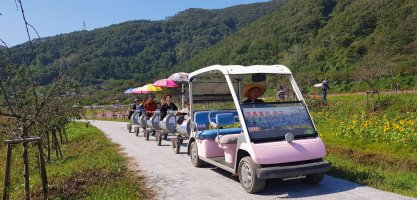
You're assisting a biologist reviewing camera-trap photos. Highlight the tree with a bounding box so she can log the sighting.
[0,1,81,199]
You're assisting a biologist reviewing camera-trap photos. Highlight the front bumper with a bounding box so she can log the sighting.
[257,161,331,179]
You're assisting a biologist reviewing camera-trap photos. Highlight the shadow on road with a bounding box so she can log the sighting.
[209,167,358,198]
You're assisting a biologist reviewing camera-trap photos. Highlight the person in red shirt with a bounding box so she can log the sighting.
[144,94,156,118]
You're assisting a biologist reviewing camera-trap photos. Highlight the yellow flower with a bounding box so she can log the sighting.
[394,124,400,129]
[399,127,404,132]
[361,111,366,115]
[352,119,358,124]
[348,125,353,129]
[383,126,390,132]
[361,124,367,128]
[365,120,371,125]
[408,120,415,126]
[400,120,405,125]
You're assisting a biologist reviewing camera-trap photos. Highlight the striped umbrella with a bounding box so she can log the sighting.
[141,84,162,92]
[168,72,189,82]
[123,88,134,94]
[130,86,151,94]
[131,84,162,94]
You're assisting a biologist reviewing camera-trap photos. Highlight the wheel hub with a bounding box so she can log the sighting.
[191,144,197,163]
[241,163,252,188]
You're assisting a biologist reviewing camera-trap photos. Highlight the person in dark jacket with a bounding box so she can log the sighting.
[321,77,330,103]
[160,94,178,139]
[128,98,141,119]
[160,94,178,120]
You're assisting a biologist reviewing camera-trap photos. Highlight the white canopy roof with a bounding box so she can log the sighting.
[188,65,292,80]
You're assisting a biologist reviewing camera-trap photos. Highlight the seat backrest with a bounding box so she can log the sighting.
[194,110,238,130]
[215,113,235,126]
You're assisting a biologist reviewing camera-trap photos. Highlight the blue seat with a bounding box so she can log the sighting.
[194,110,238,130]
[216,113,235,126]
[197,128,242,139]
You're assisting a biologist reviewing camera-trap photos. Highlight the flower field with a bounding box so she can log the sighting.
[312,110,416,144]
[308,92,417,197]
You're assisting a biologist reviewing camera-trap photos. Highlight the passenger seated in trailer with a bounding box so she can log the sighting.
[175,101,190,125]
[144,94,156,118]
[128,98,141,119]
[156,102,162,111]
[242,83,266,104]
[175,101,189,116]
[160,94,178,120]
[160,94,178,139]
[159,98,166,107]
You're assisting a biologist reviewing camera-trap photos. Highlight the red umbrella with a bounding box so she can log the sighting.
[153,79,179,88]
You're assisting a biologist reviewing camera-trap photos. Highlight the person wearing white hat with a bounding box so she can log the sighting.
[242,83,266,104]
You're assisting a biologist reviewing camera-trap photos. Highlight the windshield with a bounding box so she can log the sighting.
[228,73,316,142]
[241,102,317,143]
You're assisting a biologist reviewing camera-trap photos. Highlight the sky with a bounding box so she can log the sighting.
[0,0,269,46]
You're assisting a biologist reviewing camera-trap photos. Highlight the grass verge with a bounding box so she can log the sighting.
[0,122,154,199]
[311,93,417,198]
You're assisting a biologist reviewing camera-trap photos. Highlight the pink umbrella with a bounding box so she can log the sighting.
[153,79,179,88]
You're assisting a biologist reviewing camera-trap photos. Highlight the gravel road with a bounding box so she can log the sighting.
[88,120,415,200]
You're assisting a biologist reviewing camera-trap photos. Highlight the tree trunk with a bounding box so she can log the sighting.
[37,142,48,199]
[22,142,30,200]
[2,143,12,200]
[52,130,62,159]
[58,128,63,144]
[63,127,68,143]
[45,130,51,161]
[51,129,58,159]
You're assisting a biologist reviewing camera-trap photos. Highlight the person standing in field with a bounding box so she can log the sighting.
[321,77,330,103]
[276,85,285,101]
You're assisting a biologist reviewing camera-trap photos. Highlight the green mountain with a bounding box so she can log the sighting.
[176,0,417,92]
[7,0,417,104]
[10,0,286,86]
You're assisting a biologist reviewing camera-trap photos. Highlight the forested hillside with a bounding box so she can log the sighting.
[9,0,285,86]
[177,0,417,92]
[7,0,417,104]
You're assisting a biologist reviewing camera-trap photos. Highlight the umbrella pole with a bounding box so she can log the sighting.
[181,83,184,109]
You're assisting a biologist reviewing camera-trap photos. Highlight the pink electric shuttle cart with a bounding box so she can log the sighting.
[184,65,331,193]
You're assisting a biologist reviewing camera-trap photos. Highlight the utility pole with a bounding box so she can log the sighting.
[83,20,86,30]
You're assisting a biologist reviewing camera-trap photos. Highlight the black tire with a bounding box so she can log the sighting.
[157,135,162,146]
[238,156,266,193]
[145,131,149,141]
[190,141,204,167]
[304,173,325,185]
[171,140,180,154]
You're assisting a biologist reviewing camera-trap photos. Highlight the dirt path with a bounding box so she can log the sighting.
[88,120,415,200]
